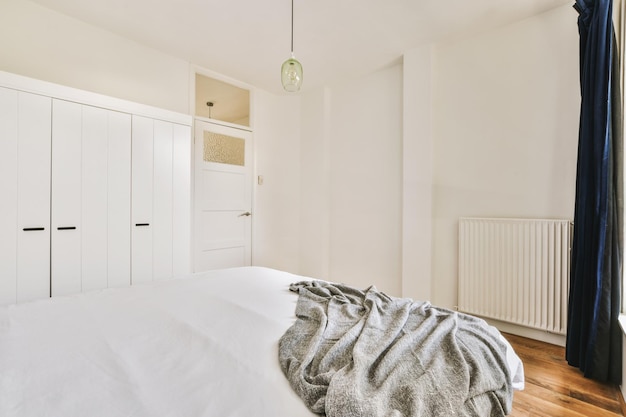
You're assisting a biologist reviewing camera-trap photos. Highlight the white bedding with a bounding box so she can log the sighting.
[0,267,523,416]
[0,267,317,417]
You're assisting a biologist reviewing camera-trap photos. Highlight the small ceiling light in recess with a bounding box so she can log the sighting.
[281,0,303,92]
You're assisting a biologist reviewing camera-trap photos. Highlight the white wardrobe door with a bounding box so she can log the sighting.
[131,115,154,284]
[82,106,109,292]
[172,124,191,276]
[17,92,51,303]
[153,120,174,280]
[107,111,131,288]
[52,103,132,295]
[51,99,82,297]
[0,88,18,305]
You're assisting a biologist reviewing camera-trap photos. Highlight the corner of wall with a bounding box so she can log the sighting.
[401,46,434,302]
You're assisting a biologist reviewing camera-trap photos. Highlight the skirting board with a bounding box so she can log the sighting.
[479,316,566,347]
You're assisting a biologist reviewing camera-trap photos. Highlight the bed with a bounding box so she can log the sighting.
[0,267,524,416]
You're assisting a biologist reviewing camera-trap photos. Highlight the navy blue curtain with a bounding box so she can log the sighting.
[566,0,623,384]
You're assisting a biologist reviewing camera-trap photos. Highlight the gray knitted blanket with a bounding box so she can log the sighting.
[279,281,513,417]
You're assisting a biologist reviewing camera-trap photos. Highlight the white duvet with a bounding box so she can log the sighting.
[0,267,523,416]
[0,267,317,417]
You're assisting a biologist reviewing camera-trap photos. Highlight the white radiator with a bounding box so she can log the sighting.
[458,217,572,335]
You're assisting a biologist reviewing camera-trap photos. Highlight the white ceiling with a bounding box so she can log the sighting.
[30,0,572,95]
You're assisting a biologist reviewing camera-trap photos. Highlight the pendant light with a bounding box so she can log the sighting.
[281,0,303,92]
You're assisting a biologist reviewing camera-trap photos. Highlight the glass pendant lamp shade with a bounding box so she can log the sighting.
[281,54,303,92]
[281,0,303,92]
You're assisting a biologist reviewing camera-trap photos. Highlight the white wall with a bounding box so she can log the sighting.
[0,0,189,114]
[298,65,404,295]
[431,4,580,308]
[402,46,434,302]
[253,90,302,272]
[299,88,332,280]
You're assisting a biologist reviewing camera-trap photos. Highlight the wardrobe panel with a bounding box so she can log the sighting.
[0,88,18,305]
[107,111,132,288]
[131,115,154,284]
[0,72,191,303]
[153,120,174,281]
[51,99,82,296]
[16,92,51,303]
[172,124,191,276]
[82,106,109,292]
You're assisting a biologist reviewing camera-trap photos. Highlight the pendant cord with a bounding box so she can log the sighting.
[290,0,294,54]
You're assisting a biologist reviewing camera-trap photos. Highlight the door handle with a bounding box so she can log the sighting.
[238,212,252,217]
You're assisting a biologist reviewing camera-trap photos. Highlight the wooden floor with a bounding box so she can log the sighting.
[505,333,624,417]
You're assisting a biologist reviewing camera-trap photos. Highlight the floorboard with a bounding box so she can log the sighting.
[505,333,623,417]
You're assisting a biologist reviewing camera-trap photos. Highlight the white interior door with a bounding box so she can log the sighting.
[194,120,252,272]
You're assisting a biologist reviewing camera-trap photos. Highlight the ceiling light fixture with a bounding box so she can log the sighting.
[281,0,303,92]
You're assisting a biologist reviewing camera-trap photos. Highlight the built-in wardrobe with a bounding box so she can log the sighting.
[0,71,191,305]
